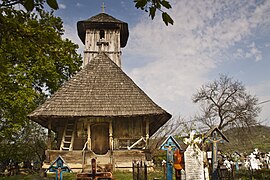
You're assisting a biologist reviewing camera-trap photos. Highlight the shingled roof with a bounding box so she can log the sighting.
[29,53,171,135]
[77,13,129,47]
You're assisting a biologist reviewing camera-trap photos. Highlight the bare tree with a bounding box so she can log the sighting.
[192,74,261,130]
[149,116,186,154]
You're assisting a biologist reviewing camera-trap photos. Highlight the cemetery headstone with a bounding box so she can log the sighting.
[249,153,260,170]
[184,131,204,180]
[266,152,270,169]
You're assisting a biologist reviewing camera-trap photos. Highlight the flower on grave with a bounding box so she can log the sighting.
[183,130,202,147]
[184,131,202,159]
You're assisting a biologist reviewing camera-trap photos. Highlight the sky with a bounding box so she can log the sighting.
[53,0,270,126]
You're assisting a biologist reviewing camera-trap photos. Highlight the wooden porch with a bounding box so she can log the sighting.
[43,149,149,172]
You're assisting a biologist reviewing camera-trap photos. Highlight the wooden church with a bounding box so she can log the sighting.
[28,12,171,171]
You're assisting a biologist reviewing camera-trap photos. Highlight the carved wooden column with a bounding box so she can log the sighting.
[47,119,52,150]
[87,122,91,150]
[145,118,149,149]
[109,120,113,151]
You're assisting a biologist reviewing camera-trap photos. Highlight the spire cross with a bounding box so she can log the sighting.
[101,2,105,13]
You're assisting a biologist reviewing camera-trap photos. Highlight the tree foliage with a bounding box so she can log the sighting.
[192,75,261,130]
[0,121,47,163]
[134,0,174,25]
[0,0,59,11]
[0,0,174,25]
[0,1,82,162]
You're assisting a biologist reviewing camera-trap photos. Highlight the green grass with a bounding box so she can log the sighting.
[0,172,76,180]
[113,170,164,180]
[0,170,165,180]
[2,168,269,180]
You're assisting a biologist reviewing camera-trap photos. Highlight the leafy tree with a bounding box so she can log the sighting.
[0,121,47,164]
[134,0,174,25]
[0,0,174,25]
[0,0,59,11]
[0,2,82,163]
[192,74,261,130]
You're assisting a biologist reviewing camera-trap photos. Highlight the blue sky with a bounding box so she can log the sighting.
[54,0,270,126]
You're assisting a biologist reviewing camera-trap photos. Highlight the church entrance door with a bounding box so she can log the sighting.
[91,123,109,155]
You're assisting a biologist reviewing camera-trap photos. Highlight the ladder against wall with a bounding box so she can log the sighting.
[60,120,77,151]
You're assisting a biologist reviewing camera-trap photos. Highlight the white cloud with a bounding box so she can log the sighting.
[59,3,66,9]
[249,42,262,61]
[123,0,270,119]
[76,3,82,7]
[248,81,270,126]
[60,0,270,124]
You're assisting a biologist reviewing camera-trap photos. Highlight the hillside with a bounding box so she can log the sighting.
[219,125,270,153]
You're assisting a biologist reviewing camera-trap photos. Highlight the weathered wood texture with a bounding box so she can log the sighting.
[84,29,121,67]
[29,12,172,172]
[44,149,148,172]
[28,53,171,136]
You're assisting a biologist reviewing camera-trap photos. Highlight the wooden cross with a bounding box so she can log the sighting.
[160,136,181,180]
[206,131,225,180]
[101,2,105,13]
[47,156,71,180]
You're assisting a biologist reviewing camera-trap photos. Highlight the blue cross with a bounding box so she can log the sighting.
[47,156,71,180]
[160,135,181,180]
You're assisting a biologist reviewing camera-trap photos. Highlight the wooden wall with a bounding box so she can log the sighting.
[113,117,146,149]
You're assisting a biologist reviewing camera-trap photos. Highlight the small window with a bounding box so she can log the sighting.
[99,30,105,39]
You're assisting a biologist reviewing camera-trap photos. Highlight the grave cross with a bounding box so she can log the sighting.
[47,156,71,180]
[205,127,229,180]
[160,135,181,180]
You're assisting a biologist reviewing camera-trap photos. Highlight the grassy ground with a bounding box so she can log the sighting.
[113,170,164,180]
[1,169,269,179]
[112,169,270,180]
[0,170,164,180]
[0,173,75,180]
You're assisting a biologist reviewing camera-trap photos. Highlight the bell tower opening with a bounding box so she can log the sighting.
[99,30,105,39]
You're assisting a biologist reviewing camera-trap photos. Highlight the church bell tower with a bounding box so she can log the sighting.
[77,11,129,67]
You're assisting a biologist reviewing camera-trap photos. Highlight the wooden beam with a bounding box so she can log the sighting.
[145,118,149,149]
[109,120,113,150]
[87,122,91,150]
[48,119,52,150]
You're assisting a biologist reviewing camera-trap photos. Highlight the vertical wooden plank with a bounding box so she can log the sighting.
[145,118,149,149]
[69,120,76,151]
[47,119,52,150]
[144,162,148,180]
[87,122,91,150]
[109,120,113,150]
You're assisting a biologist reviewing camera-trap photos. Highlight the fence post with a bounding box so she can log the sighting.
[144,162,147,180]
[137,162,140,180]
[132,161,135,180]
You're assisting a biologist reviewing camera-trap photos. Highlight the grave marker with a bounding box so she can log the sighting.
[204,127,229,180]
[46,156,72,180]
[160,135,181,180]
[184,131,204,180]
